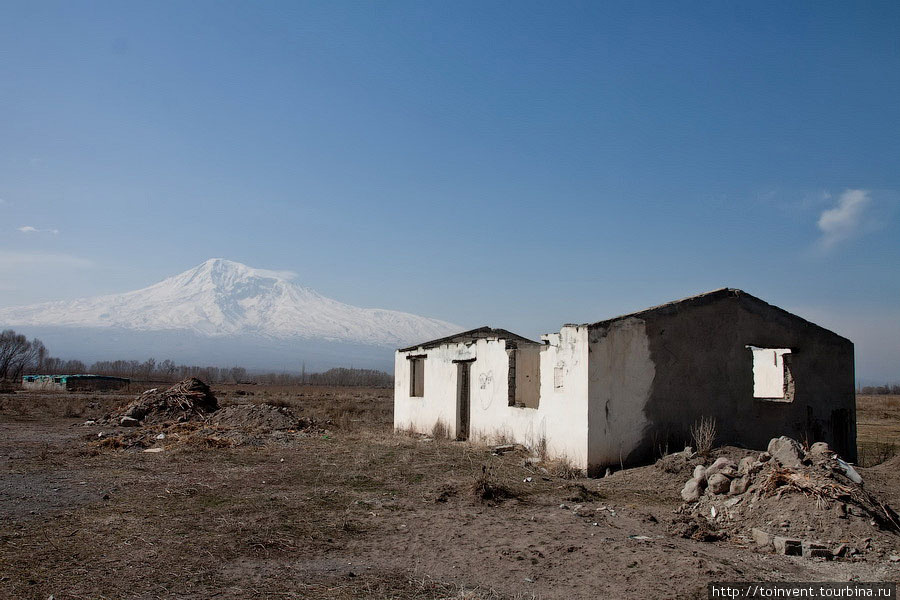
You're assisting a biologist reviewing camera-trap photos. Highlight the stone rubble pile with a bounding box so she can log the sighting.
[676,436,900,559]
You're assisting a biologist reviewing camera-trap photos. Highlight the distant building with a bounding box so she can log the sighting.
[22,374,130,392]
[394,289,856,474]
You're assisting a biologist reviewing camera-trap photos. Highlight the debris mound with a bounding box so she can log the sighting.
[672,436,900,559]
[93,387,329,451]
[113,378,218,426]
[211,403,308,432]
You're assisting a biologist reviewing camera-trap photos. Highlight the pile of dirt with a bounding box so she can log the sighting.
[210,403,310,431]
[671,436,900,559]
[108,378,218,426]
[92,380,330,450]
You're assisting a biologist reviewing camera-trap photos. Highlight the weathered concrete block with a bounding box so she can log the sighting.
[768,437,804,469]
[802,541,831,559]
[773,536,802,556]
[751,528,772,548]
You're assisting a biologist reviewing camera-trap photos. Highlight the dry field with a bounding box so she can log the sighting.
[0,386,898,599]
[856,395,900,467]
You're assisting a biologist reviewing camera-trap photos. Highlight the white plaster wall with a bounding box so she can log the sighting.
[587,317,655,470]
[393,328,590,469]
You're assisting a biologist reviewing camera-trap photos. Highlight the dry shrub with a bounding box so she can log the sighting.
[546,456,583,480]
[431,420,450,440]
[690,416,717,456]
[471,465,517,504]
[536,436,548,461]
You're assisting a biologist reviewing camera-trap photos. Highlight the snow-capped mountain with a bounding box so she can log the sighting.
[0,259,460,349]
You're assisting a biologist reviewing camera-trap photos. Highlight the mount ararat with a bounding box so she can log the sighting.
[0,259,461,371]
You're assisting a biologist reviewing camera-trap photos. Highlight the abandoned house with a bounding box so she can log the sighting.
[394,289,856,474]
[22,374,130,392]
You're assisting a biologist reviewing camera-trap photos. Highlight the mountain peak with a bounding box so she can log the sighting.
[0,259,461,348]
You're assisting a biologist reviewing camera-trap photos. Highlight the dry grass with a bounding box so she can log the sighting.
[431,419,450,440]
[471,464,518,504]
[690,416,717,457]
[856,394,900,466]
[545,456,583,480]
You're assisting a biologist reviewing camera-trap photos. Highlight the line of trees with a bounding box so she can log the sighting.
[0,329,48,380]
[0,328,393,387]
[860,384,900,395]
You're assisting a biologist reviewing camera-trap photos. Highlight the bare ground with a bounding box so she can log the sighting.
[0,387,898,599]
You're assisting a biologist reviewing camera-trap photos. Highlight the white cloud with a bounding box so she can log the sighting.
[0,252,94,270]
[17,225,59,235]
[816,189,871,250]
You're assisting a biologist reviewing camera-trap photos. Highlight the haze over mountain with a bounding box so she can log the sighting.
[0,259,461,370]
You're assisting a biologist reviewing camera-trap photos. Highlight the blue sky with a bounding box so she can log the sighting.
[1,1,898,381]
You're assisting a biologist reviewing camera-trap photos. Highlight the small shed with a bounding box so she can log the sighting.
[22,374,130,392]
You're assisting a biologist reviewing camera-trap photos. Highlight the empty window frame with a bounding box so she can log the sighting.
[408,356,425,397]
[553,363,565,390]
[748,346,794,402]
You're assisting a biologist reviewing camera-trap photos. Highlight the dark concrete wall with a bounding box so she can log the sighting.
[587,292,855,471]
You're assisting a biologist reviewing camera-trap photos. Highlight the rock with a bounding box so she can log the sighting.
[767,436,804,469]
[808,442,831,456]
[83,420,96,426]
[124,405,148,421]
[707,473,731,495]
[681,479,703,502]
[751,528,772,548]
[773,536,802,556]
[120,416,140,427]
[155,433,166,440]
[738,456,760,476]
[705,457,737,479]
[758,451,771,462]
[491,444,517,455]
[718,466,737,479]
[692,465,707,481]
[682,446,694,456]
[832,543,849,558]
[802,540,831,559]
[889,555,900,563]
[728,476,749,496]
